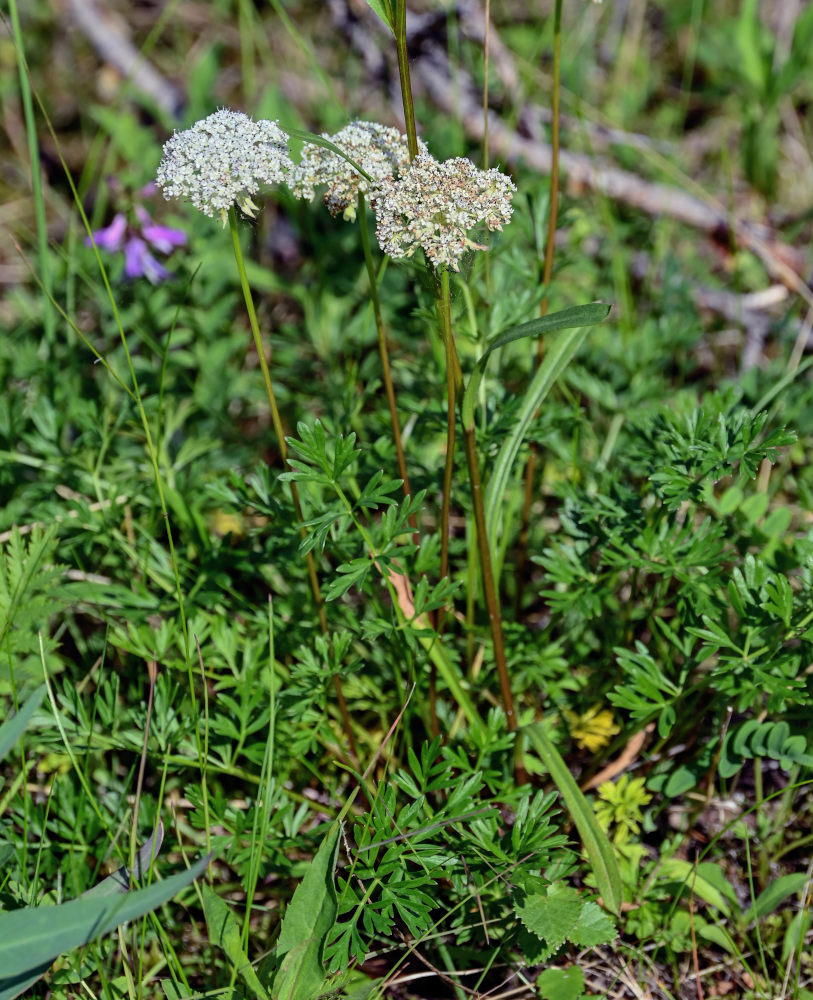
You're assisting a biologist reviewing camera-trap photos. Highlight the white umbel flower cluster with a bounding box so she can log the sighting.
[290,120,425,222]
[156,109,293,225]
[375,153,516,270]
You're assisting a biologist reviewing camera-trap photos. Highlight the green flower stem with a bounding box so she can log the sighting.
[357,193,415,512]
[438,274,517,733]
[394,2,419,160]
[392,4,510,731]
[438,266,456,607]
[516,0,563,613]
[228,211,358,762]
[9,0,55,350]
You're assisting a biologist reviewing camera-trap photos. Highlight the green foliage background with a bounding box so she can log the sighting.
[2,0,813,997]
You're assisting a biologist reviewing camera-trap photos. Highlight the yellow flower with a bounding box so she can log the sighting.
[564,705,620,752]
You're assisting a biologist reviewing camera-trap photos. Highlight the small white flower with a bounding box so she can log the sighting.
[374,153,515,270]
[290,120,425,222]
[156,109,293,225]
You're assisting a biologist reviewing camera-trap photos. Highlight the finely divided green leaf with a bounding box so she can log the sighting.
[271,825,340,1000]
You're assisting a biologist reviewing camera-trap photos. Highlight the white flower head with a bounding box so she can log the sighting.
[290,120,426,222]
[156,109,293,226]
[375,153,516,271]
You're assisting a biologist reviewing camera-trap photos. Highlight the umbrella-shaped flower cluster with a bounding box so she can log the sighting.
[155,108,515,271]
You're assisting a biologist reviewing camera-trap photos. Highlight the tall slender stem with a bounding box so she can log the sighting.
[439,276,516,732]
[9,0,55,351]
[439,267,456,605]
[481,0,491,169]
[516,0,563,612]
[394,1,420,159]
[392,0,516,734]
[229,211,358,762]
[357,193,415,513]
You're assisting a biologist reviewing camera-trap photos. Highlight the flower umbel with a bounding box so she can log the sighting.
[375,153,516,270]
[156,109,293,225]
[290,120,423,222]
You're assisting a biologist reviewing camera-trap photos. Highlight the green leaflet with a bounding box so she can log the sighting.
[514,883,615,967]
[537,966,585,1000]
[742,872,811,926]
[360,0,394,30]
[285,128,373,184]
[271,825,340,1000]
[523,723,622,915]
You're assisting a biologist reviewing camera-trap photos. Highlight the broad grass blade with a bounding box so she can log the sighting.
[483,311,608,580]
[0,685,45,764]
[0,853,211,1000]
[524,723,622,915]
[202,883,270,1000]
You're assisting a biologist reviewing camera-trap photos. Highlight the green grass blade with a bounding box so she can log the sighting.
[0,685,45,764]
[0,853,211,1000]
[81,823,164,899]
[483,320,605,580]
[461,304,610,430]
[524,723,622,915]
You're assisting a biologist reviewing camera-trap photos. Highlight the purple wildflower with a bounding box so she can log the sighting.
[124,237,172,282]
[90,213,127,251]
[86,205,187,283]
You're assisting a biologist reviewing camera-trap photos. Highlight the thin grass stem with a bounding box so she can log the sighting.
[8,0,55,349]
[516,0,563,615]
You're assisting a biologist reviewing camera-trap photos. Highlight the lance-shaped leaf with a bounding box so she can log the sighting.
[0,852,211,1000]
[0,685,45,764]
[271,825,340,1000]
